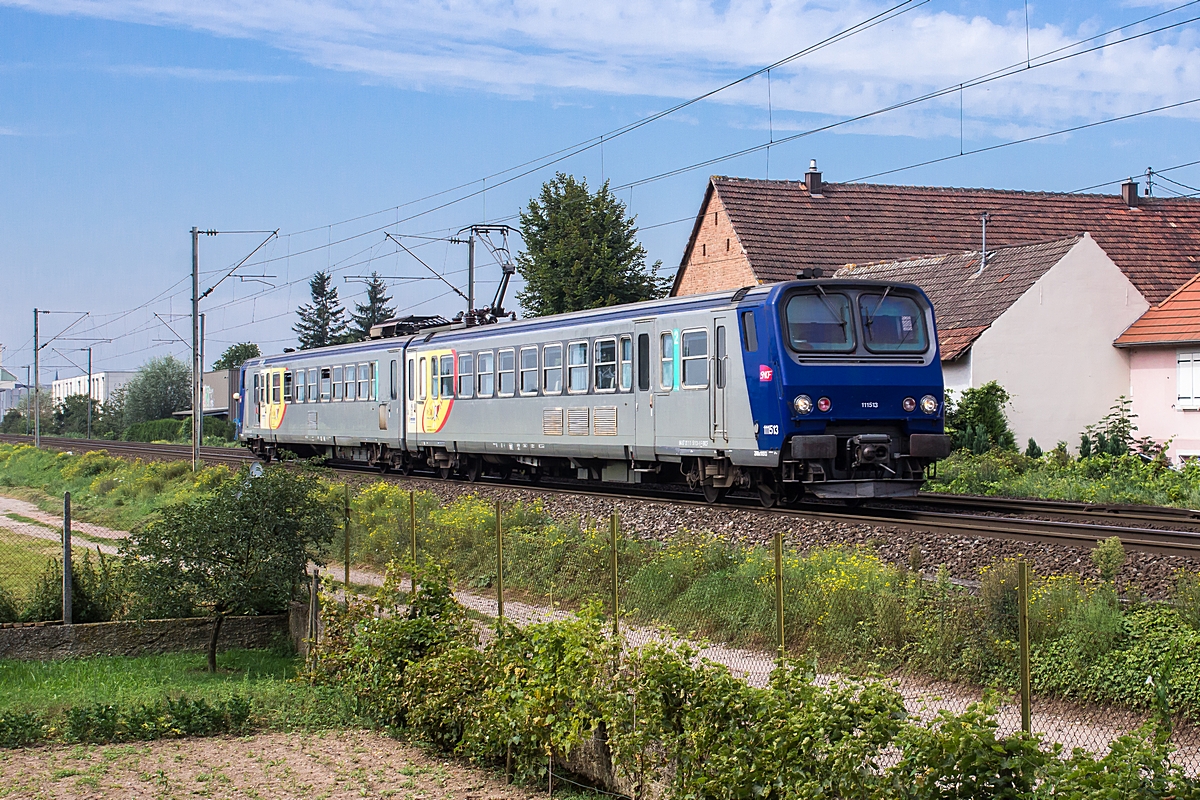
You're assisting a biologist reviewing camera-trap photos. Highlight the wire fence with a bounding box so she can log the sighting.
[323,486,1200,771]
[0,494,71,625]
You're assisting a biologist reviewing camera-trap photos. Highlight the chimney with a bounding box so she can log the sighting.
[805,159,823,197]
[1121,178,1139,208]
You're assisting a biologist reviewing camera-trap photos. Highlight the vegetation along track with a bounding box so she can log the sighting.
[5,433,1200,558]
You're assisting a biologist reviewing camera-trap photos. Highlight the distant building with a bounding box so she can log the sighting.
[173,369,239,422]
[50,371,136,407]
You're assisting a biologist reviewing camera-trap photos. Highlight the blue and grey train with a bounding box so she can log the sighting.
[236,278,952,506]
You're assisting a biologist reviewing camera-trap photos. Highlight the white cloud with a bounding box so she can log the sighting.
[4,0,1200,133]
[102,64,295,82]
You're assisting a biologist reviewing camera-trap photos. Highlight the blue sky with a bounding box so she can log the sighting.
[2,0,1199,381]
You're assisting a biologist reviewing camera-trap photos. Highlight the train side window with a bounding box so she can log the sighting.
[716,326,727,389]
[430,356,439,399]
[358,364,371,400]
[418,358,426,400]
[619,335,633,391]
[332,366,343,400]
[637,334,650,391]
[519,347,538,395]
[568,341,588,393]
[344,364,356,400]
[321,368,332,402]
[477,351,494,397]
[294,370,304,402]
[440,355,455,397]
[284,371,295,402]
[660,333,675,390]
[390,360,397,401]
[741,311,758,351]
[458,353,474,397]
[498,349,516,396]
[543,344,563,394]
[594,338,617,392]
[407,359,415,401]
[252,373,260,405]
[308,368,318,402]
[682,329,709,388]
[271,372,281,403]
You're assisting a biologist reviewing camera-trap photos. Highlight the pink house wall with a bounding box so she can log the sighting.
[1129,347,1200,462]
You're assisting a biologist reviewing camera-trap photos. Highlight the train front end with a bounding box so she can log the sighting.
[746,278,951,500]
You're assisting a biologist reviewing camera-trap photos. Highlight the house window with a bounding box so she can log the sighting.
[520,347,538,395]
[498,349,516,396]
[681,329,708,388]
[477,351,494,397]
[568,341,588,393]
[1180,351,1200,408]
[619,335,633,391]
[459,353,474,397]
[543,344,563,394]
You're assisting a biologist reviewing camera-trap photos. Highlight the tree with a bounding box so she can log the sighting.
[293,271,349,349]
[122,355,191,427]
[52,394,92,436]
[121,465,336,671]
[348,272,397,342]
[516,173,670,317]
[212,342,261,371]
[945,381,1016,452]
[0,410,24,434]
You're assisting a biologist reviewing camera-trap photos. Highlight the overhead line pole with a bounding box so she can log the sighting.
[192,227,201,472]
[86,347,92,440]
[33,310,40,449]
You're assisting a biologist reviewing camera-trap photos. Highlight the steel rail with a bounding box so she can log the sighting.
[4,434,1199,558]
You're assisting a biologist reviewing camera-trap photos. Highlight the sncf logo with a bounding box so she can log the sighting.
[759,365,774,382]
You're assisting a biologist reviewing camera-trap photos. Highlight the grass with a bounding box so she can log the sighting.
[0,649,360,733]
[0,528,60,600]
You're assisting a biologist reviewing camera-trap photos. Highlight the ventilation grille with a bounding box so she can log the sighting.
[593,406,618,436]
[543,407,564,436]
[567,407,590,436]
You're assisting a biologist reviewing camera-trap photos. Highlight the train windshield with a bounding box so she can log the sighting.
[858,292,929,353]
[784,292,855,352]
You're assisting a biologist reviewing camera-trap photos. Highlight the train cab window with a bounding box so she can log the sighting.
[498,349,516,396]
[619,336,633,391]
[332,367,343,400]
[458,354,474,398]
[741,311,758,351]
[543,344,563,394]
[358,364,371,400]
[407,359,415,401]
[519,347,538,395]
[439,356,455,397]
[594,338,617,392]
[637,334,650,391]
[858,293,929,353]
[681,330,709,388]
[785,293,855,353]
[716,326,727,389]
[418,358,426,400]
[568,342,588,393]
[344,364,357,400]
[308,368,318,402]
[321,368,332,402]
[389,360,397,401]
[660,333,675,390]
[477,351,494,397]
[294,370,304,402]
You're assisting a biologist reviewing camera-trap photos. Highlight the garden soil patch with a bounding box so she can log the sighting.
[0,729,542,800]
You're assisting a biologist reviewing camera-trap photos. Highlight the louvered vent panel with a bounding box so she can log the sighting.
[543,407,564,436]
[567,407,590,436]
[593,406,618,436]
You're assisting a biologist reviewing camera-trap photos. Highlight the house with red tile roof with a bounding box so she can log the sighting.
[1115,273,1200,463]
[672,165,1200,454]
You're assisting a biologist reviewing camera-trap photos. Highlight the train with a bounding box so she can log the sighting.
[235,277,952,506]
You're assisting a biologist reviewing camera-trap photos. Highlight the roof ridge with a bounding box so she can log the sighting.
[840,234,1082,271]
[1147,270,1200,309]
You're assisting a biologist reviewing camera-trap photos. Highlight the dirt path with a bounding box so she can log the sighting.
[0,729,539,800]
[0,496,123,556]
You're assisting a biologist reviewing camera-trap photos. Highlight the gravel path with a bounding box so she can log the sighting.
[0,496,122,557]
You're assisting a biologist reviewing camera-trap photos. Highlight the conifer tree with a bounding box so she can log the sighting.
[348,272,397,342]
[517,173,670,317]
[293,271,349,349]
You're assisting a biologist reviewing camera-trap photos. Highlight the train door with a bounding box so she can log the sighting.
[713,317,728,443]
[405,352,419,448]
[632,320,655,461]
[261,367,287,432]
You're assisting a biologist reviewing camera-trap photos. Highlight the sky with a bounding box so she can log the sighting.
[2,0,1199,382]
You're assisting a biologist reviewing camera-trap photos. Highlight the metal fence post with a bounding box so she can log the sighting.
[343,485,351,604]
[409,489,417,593]
[62,492,72,625]
[307,568,320,669]
[496,499,504,623]
[1018,559,1032,734]
[610,510,620,640]
[774,528,784,663]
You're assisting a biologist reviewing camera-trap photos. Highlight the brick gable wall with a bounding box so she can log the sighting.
[675,191,757,296]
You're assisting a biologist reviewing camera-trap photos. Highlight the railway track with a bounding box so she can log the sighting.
[4,433,1200,558]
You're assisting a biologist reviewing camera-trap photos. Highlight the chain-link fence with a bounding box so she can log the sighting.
[326,484,1200,772]
[0,493,74,625]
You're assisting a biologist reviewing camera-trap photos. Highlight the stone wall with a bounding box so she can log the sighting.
[0,614,290,661]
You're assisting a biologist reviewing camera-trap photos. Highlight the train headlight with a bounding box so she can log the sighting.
[793,394,813,415]
[920,394,939,415]
[817,396,832,412]
[902,397,916,412]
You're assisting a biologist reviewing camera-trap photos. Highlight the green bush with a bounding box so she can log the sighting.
[122,418,182,443]
[0,710,45,748]
[19,550,126,624]
[62,694,251,744]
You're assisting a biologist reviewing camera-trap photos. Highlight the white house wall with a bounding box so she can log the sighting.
[942,354,972,395]
[967,234,1147,452]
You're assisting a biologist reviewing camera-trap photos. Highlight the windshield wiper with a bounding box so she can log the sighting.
[863,286,891,329]
[815,286,848,330]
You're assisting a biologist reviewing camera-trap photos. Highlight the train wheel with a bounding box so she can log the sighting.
[439,466,453,480]
[701,484,727,504]
[465,458,482,483]
[498,463,513,481]
[400,459,413,476]
[757,484,777,509]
